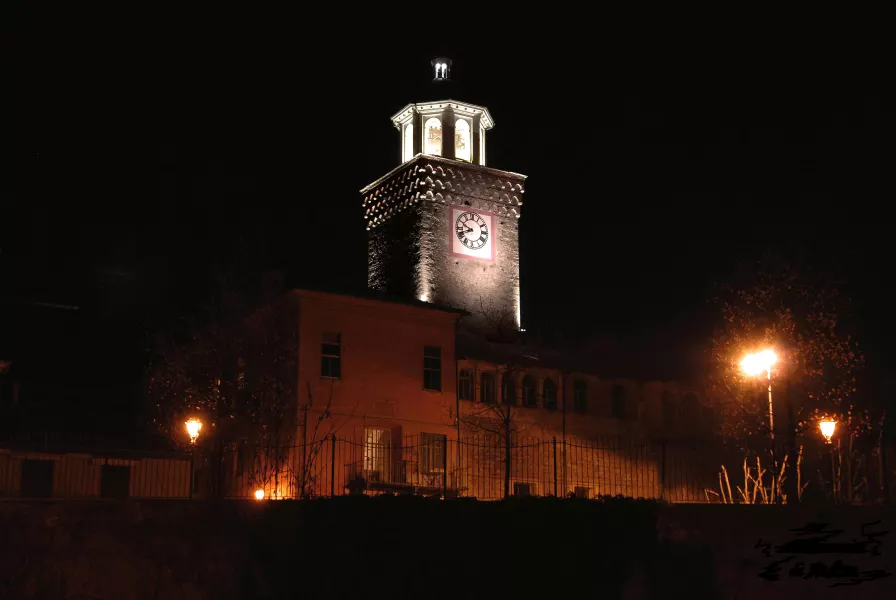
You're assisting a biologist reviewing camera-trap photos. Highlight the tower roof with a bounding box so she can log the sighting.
[390,99,495,130]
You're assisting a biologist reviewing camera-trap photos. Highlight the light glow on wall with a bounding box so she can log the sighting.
[403,123,414,162]
[424,118,442,156]
[254,488,265,500]
[455,119,471,162]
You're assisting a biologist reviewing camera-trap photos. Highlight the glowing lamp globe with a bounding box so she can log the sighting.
[741,349,778,377]
[254,488,265,500]
[185,419,203,444]
[819,419,837,444]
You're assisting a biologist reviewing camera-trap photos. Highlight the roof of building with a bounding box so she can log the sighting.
[290,286,468,318]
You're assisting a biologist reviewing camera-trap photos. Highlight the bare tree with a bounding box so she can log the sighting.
[453,298,537,499]
[295,381,358,498]
[145,268,298,497]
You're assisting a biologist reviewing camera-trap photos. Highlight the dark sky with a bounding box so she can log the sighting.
[4,13,895,427]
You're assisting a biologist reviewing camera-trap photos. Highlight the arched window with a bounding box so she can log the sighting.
[573,381,587,413]
[543,378,557,411]
[458,369,473,401]
[424,117,442,156]
[611,384,627,419]
[455,119,471,162]
[480,373,496,404]
[522,375,537,408]
[501,373,516,405]
[403,123,414,162]
[662,391,677,429]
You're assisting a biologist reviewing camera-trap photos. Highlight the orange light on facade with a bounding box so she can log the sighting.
[185,419,202,444]
[254,488,265,500]
[819,419,837,444]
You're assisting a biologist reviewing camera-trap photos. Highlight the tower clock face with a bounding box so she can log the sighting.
[455,211,489,249]
[450,205,495,261]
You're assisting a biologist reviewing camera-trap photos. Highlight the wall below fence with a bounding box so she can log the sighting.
[1,499,893,599]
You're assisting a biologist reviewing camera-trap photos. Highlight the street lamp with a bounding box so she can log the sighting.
[185,419,203,445]
[184,419,203,499]
[741,349,779,501]
[819,418,837,444]
[255,488,265,500]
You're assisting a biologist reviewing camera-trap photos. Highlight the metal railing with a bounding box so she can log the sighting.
[215,434,718,502]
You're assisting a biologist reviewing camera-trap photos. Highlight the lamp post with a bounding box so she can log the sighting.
[741,349,779,502]
[185,419,203,499]
[819,418,839,502]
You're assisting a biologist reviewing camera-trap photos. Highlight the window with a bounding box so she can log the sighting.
[481,372,496,404]
[543,378,557,411]
[662,392,677,429]
[479,126,486,166]
[100,464,130,498]
[501,373,516,405]
[424,117,442,156]
[20,459,54,497]
[420,433,445,474]
[521,375,537,408]
[403,123,414,162]
[458,369,473,401]
[363,428,391,482]
[424,346,442,391]
[513,482,532,497]
[455,119,471,162]
[611,385,627,419]
[573,381,587,414]
[321,332,341,378]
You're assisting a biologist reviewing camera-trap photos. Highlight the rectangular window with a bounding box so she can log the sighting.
[458,370,473,401]
[100,464,131,498]
[423,346,441,391]
[611,385,627,419]
[573,381,587,414]
[363,428,391,482]
[513,482,533,497]
[420,433,445,474]
[321,332,341,378]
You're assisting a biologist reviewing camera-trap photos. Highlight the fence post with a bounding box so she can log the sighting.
[552,437,558,497]
[660,439,667,501]
[442,434,448,498]
[330,434,336,497]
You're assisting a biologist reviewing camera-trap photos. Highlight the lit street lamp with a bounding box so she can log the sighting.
[184,419,203,499]
[819,418,837,444]
[255,488,265,500]
[185,418,203,445]
[741,349,779,502]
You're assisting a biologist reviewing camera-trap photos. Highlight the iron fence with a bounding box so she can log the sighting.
[4,433,889,503]
[215,435,718,502]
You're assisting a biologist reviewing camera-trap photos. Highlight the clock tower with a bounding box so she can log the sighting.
[361,58,526,326]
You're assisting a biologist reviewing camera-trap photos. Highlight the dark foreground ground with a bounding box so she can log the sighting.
[1,496,894,599]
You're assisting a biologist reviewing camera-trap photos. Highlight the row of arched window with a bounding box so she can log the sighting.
[661,391,708,428]
[458,370,590,414]
[404,118,472,162]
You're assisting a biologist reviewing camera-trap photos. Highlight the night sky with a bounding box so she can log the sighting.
[5,15,894,430]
